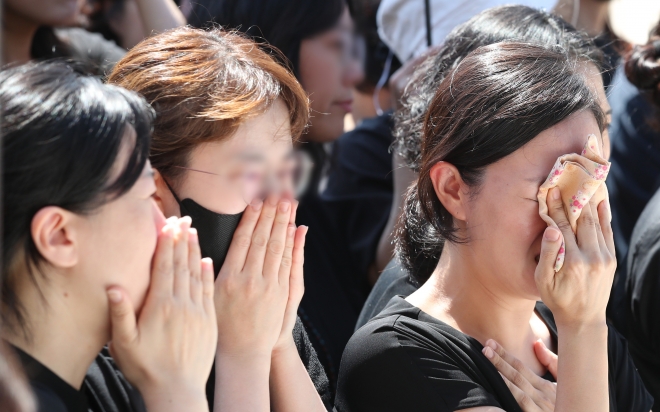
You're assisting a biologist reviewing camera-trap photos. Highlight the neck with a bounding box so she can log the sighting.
[2,6,39,65]
[553,0,610,37]
[408,243,539,356]
[3,272,108,389]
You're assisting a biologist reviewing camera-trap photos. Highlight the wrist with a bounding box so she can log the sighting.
[140,381,208,412]
[556,318,608,337]
[272,336,297,359]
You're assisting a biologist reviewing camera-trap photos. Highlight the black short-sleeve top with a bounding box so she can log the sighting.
[335,296,653,412]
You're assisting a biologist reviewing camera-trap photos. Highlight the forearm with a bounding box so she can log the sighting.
[214,352,271,412]
[269,342,326,412]
[135,0,186,36]
[555,322,609,412]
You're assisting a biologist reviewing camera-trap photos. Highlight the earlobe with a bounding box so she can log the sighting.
[152,170,168,214]
[429,161,468,221]
[31,207,78,268]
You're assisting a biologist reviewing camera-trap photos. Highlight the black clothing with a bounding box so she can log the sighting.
[84,348,146,412]
[355,258,416,330]
[607,67,660,270]
[298,114,395,388]
[205,316,333,411]
[15,346,144,412]
[605,67,660,330]
[625,187,660,410]
[322,113,395,289]
[296,142,366,390]
[16,346,89,412]
[336,296,653,412]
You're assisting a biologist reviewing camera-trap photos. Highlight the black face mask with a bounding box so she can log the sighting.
[166,181,243,276]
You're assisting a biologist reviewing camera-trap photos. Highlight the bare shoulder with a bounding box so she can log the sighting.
[458,408,507,412]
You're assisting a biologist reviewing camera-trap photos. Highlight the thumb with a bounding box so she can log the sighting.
[534,339,558,379]
[535,227,563,289]
[107,287,138,347]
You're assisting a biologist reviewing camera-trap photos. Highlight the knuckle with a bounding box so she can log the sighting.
[510,358,525,372]
[280,256,293,269]
[519,394,534,408]
[512,372,527,389]
[556,220,572,232]
[268,239,285,255]
[252,235,268,248]
[234,234,252,249]
[580,213,596,227]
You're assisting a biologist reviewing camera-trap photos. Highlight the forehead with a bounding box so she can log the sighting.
[191,99,293,167]
[488,110,602,183]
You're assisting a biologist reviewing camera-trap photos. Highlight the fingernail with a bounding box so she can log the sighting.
[551,187,560,200]
[287,226,296,237]
[188,227,198,241]
[180,216,192,225]
[107,290,122,303]
[279,201,290,212]
[483,346,494,359]
[250,199,263,211]
[486,340,497,350]
[268,196,279,206]
[544,227,560,241]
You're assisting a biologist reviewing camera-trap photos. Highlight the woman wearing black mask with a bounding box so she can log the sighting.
[108,27,331,411]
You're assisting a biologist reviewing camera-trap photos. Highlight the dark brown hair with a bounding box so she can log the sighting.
[107,27,309,184]
[396,42,605,284]
[625,21,660,114]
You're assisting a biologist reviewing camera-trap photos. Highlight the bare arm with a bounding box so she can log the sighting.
[134,0,186,37]
[269,342,327,412]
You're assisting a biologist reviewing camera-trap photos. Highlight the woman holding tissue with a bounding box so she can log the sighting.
[108,27,332,411]
[335,42,653,412]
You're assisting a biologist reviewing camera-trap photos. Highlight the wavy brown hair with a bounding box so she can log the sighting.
[107,26,309,184]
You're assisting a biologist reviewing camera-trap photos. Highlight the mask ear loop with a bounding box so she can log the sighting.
[163,177,183,205]
[373,50,394,116]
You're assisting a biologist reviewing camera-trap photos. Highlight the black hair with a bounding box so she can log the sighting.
[393,5,605,284]
[1,60,154,334]
[188,0,346,76]
[348,0,401,92]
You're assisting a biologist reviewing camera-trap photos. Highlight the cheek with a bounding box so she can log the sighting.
[300,54,340,112]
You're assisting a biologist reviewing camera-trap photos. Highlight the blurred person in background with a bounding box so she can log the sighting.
[1,60,217,412]
[189,0,364,390]
[605,21,660,329]
[321,0,401,312]
[108,27,332,411]
[610,20,660,408]
[2,0,185,72]
[84,0,186,50]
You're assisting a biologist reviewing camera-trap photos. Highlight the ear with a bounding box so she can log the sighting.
[153,169,180,218]
[429,161,469,222]
[30,207,78,268]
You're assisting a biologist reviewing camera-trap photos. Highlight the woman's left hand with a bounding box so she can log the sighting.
[272,198,307,355]
[482,339,558,412]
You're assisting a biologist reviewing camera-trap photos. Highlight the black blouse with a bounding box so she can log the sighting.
[335,296,653,412]
[15,346,89,412]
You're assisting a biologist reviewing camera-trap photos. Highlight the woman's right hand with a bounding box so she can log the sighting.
[534,187,616,328]
[107,216,218,412]
[214,195,296,358]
